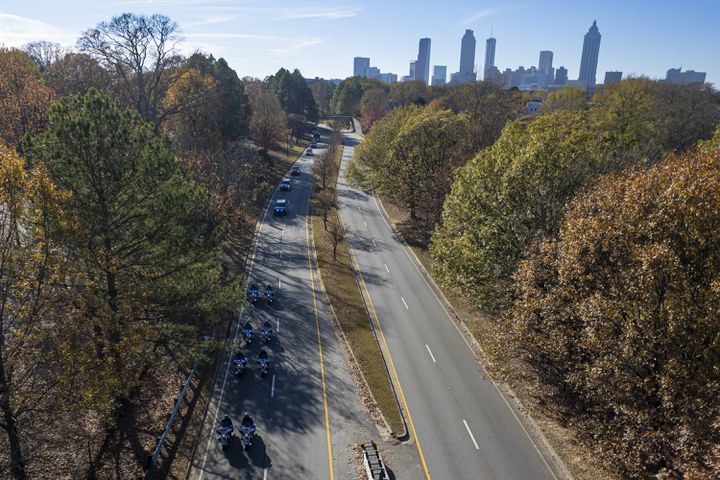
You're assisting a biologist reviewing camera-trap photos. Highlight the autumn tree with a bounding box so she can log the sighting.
[0,144,65,480]
[78,13,185,126]
[0,48,56,148]
[431,111,640,312]
[24,90,239,409]
[360,87,388,131]
[46,52,111,97]
[511,147,720,478]
[540,86,588,113]
[264,68,318,121]
[250,90,287,154]
[312,150,338,190]
[311,190,336,230]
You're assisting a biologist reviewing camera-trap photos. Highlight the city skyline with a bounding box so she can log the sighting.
[0,1,717,85]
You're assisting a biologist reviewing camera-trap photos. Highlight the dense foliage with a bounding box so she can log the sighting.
[264,67,318,121]
[511,146,720,478]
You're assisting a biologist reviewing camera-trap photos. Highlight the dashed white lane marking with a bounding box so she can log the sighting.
[363,220,368,228]
[463,419,480,450]
[372,239,377,247]
[401,296,409,310]
[271,374,276,398]
[425,344,437,363]
[278,277,282,289]
[263,468,268,480]
[276,318,280,333]
[384,264,390,273]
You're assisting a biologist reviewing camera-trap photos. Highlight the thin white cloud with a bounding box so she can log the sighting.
[182,14,236,28]
[184,33,280,42]
[464,7,501,24]
[0,11,77,47]
[271,7,362,21]
[268,37,323,55]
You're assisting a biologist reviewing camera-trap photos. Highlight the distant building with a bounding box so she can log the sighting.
[432,65,447,86]
[484,36,497,81]
[554,66,568,85]
[578,21,601,89]
[525,99,542,115]
[416,38,432,85]
[604,71,623,84]
[409,61,417,81]
[538,51,553,75]
[665,67,706,84]
[454,29,477,84]
[379,73,398,84]
[353,57,370,77]
[367,66,381,79]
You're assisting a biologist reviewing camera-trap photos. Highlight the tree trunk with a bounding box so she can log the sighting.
[0,364,27,480]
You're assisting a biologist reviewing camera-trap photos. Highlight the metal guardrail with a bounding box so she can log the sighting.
[144,362,197,479]
[361,441,389,480]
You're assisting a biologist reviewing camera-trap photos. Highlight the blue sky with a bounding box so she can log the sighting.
[1,0,718,85]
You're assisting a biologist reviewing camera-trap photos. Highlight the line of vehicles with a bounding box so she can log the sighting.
[216,135,321,453]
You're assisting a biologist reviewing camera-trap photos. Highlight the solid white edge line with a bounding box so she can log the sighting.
[277,317,280,333]
[271,374,276,398]
[278,277,282,289]
[371,196,561,480]
[384,263,390,273]
[425,344,437,363]
[401,296,409,310]
[463,419,480,450]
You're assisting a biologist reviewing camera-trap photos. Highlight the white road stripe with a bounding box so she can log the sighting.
[263,468,268,480]
[278,277,282,289]
[425,344,436,363]
[363,220,368,227]
[401,296,409,310]
[384,263,390,273]
[276,318,280,333]
[372,239,377,247]
[271,374,276,398]
[463,419,480,450]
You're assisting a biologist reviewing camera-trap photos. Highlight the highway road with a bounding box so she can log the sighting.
[337,125,567,480]
[190,136,374,480]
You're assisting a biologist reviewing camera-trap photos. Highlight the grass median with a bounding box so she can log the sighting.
[310,142,405,436]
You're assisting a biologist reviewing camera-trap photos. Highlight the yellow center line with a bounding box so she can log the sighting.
[339,209,432,480]
[305,199,335,480]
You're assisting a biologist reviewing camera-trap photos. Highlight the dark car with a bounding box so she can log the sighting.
[274,199,288,216]
[305,148,313,156]
[290,165,301,176]
[310,142,318,148]
[280,178,291,191]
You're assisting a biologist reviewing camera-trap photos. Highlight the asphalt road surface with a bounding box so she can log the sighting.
[190,137,375,480]
[337,126,567,480]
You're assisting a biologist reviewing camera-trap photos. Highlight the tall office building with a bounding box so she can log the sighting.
[416,38,431,85]
[409,61,417,80]
[457,29,476,84]
[353,57,370,77]
[432,65,447,86]
[484,36,496,81]
[666,67,706,84]
[538,51,553,75]
[578,21,601,88]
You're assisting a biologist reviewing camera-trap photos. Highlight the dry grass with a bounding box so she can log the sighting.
[378,199,617,480]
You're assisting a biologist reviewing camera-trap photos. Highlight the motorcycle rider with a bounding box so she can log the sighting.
[249,284,259,302]
[232,350,247,374]
[261,320,273,342]
[264,284,273,302]
[242,321,253,337]
[218,414,234,435]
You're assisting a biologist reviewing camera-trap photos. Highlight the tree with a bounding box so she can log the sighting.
[264,68,318,121]
[47,52,112,97]
[312,150,338,190]
[287,113,309,142]
[308,79,336,115]
[540,86,588,113]
[326,219,345,260]
[250,90,287,154]
[23,41,65,74]
[360,87,388,131]
[24,90,239,408]
[431,111,641,312]
[0,48,56,148]
[0,144,65,480]
[511,147,720,478]
[330,77,385,116]
[312,190,336,230]
[78,13,185,126]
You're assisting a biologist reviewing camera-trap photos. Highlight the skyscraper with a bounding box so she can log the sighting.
[458,29,476,84]
[555,66,568,85]
[353,57,370,77]
[604,71,623,84]
[409,61,417,80]
[432,65,447,86]
[578,21,601,89]
[538,51,553,75]
[484,36,496,81]
[416,38,431,85]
